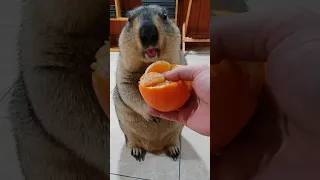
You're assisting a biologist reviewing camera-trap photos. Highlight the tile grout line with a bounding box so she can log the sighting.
[110,173,150,180]
[179,135,182,180]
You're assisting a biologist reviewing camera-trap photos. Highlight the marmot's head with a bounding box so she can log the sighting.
[119,5,181,68]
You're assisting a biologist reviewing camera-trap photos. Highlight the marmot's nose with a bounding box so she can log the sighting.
[139,22,159,47]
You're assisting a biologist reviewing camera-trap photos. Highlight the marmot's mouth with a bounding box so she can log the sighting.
[144,47,160,59]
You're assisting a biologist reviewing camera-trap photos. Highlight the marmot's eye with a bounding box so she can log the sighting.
[128,16,133,23]
[162,14,168,20]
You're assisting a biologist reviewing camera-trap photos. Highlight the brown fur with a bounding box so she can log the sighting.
[10,0,109,179]
[113,5,185,160]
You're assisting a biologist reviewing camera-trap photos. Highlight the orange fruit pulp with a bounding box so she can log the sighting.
[211,60,264,152]
[139,61,193,112]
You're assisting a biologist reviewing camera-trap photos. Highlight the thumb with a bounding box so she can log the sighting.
[163,65,206,81]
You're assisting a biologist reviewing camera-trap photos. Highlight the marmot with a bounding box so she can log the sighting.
[113,5,185,161]
[10,0,110,179]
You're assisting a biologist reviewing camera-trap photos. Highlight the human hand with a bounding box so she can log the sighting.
[147,64,210,136]
[212,8,320,180]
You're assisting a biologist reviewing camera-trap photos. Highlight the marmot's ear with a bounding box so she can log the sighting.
[125,12,130,18]
[126,9,135,19]
[126,11,134,23]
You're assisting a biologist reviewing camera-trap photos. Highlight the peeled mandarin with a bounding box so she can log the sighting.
[139,61,192,112]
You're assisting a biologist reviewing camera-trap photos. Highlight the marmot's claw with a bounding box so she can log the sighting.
[131,148,146,162]
[146,115,161,123]
[152,117,161,124]
[165,146,180,161]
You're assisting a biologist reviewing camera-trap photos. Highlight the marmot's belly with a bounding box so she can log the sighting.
[128,121,183,153]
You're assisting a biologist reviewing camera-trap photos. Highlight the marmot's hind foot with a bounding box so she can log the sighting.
[131,148,146,162]
[165,145,180,161]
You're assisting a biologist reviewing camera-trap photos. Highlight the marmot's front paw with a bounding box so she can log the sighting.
[149,116,161,123]
[143,113,161,123]
[165,145,180,161]
[131,147,146,162]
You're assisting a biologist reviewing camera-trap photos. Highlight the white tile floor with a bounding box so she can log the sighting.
[109,52,210,180]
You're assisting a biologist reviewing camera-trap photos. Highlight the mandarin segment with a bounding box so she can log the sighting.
[139,72,166,87]
[153,80,172,88]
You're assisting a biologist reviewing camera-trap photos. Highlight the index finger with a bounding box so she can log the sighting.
[163,65,209,81]
[211,8,319,63]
